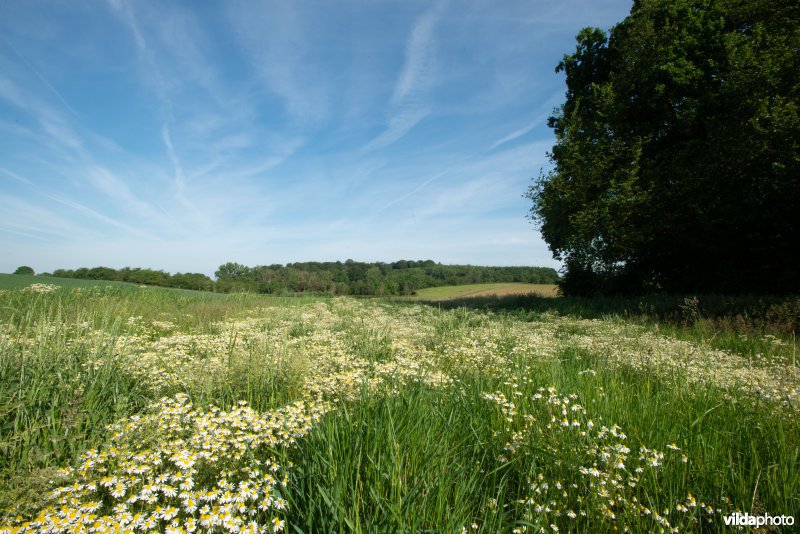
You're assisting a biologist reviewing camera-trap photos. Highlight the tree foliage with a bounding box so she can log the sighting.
[214,260,560,296]
[51,267,213,291]
[13,266,34,275]
[528,0,800,295]
[48,261,559,296]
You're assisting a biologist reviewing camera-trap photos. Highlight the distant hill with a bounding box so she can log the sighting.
[32,260,560,296]
[45,267,214,291]
[214,260,560,296]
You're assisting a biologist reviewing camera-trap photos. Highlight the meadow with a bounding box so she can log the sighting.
[0,280,798,533]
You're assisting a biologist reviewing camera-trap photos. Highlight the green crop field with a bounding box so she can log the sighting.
[0,273,136,291]
[0,283,797,532]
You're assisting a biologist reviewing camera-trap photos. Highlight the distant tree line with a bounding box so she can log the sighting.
[44,261,559,295]
[48,267,214,291]
[214,260,560,296]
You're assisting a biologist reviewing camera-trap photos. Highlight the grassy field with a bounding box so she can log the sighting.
[0,282,798,532]
[0,273,139,291]
[410,283,559,300]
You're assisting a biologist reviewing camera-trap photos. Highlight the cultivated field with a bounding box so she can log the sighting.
[410,283,559,300]
[0,282,798,532]
[0,274,135,291]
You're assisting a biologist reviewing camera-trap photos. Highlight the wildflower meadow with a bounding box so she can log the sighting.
[0,283,797,532]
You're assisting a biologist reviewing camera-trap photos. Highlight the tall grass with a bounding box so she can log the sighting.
[0,286,317,509]
[422,292,800,363]
[280,348,798,532]
[0,285,797,531]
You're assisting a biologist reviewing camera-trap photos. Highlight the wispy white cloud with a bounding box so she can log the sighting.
[147,6,222,99]
[0,225,49,241]
[106,0,146,50]
[488,114,544,151]
[0,75,29,110]
[2,36,80,118]
[193,134,305,185]
[39,112,84,153]
[379,168,450,211]
[0,167,34,186]
[364,140,552,237]
[0,194,89,239]
[414,175,505,221]
[0,75,84,155]
[364,2,446,152]
[488,91,563,151]
[371,139,550,220]
[106,0,182,112]
[84,166,175,232]
[226,1,329,123]
[362,107,428,153]
[391,4,442,105]
[161,124,186,191]
[47,194,158,240]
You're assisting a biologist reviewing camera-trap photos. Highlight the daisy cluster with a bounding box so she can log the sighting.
[556,319,800,408]
[483,385,725,533]
[22,284,60,294]
[296,310,454,401]
[107,332,232,393]
[1,394,330,534]
[7,294,794,410]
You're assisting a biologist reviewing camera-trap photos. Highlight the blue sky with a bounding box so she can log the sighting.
[0,0,632,276]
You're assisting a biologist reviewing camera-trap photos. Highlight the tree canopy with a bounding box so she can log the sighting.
[13,266,34,275]
[50,267,213,291]
[528,0,799,295]
[214,260,560,296]
[47,261,559,296]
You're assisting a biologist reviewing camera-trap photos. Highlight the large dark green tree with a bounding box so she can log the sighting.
[13,266,34,275]
[528,0,799,295]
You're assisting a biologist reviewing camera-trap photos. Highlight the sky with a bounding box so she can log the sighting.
[0,0,632,277]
